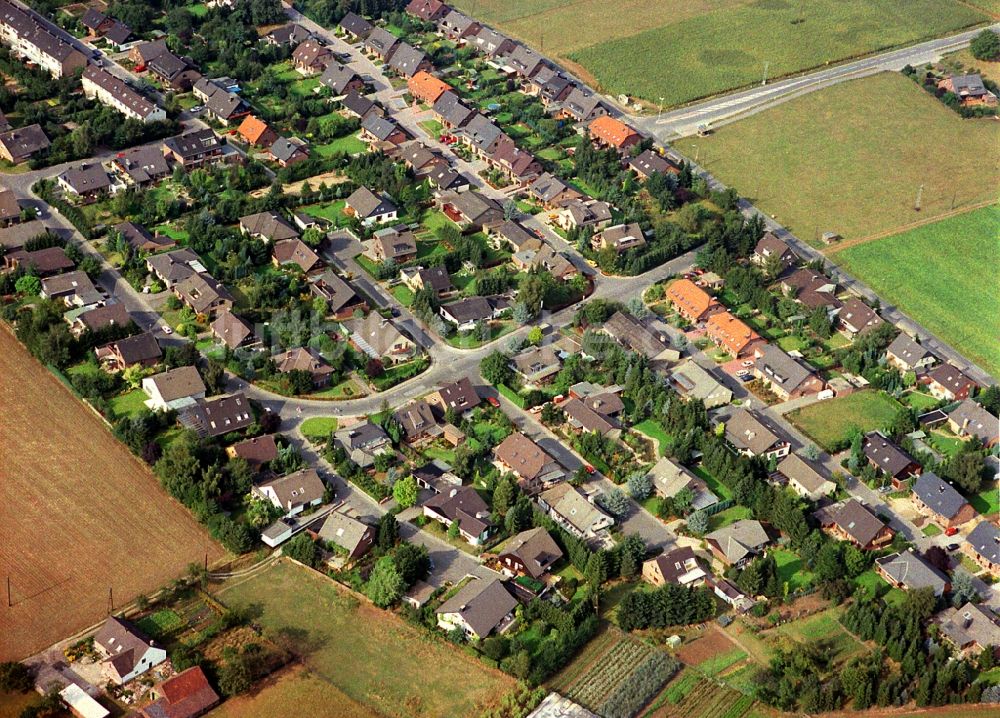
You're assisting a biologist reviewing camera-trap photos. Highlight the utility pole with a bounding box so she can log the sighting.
[914,184,924,212]
[691,144,699,163]
[762,61,769,86]
[658,96,664,115]
[6,576,10,608]
[108,586,114,614]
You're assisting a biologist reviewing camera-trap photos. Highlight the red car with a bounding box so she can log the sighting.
[584,464,596,475]
[487,396,501,408]
[945,527,959,537]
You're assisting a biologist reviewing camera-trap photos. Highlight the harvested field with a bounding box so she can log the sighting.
[209,665,381,718]
[0,328,223,660]
[677,625,739,665]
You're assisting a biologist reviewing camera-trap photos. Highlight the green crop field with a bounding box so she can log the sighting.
[449,0,987,106]
[216,560,514,718]
[787,391,903,453]
[696,73,999,241]
[835,206,1000,379]
[768,608,865,664]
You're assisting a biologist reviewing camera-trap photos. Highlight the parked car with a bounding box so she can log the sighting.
[945,527,959,537]
[583,464,596,475]
[741,360,754,367]
[486,397,500,408]
[946,543,960,552]
[162,325,172,335]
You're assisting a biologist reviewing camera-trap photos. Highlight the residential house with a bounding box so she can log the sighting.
[274,346,334,388]
[95,333,161,371]
[57,163,112,202]
[439,9,480,42]
[818,499,894,550]
[427,376,481,416]
[528,172,581,209]
[559,86,606,122]
[781,267,841,313]
[628,150,675,180]
[647,456,718,511]
[386,42,431,78]
[706,311,762,359]
[110,147,171,188]
[911,472,977,528]
[503,43,546,78]
[82,65,165,123]
[774,454,835,501]
[724,409,790,460]
[837,297,885,339]
[557,198,613,232]
[173,272,234,317]
[269,137,310,167]
[938,603,1000,657]
[180,393,253,438]
[494,432,566,495]
[80,8,114,34]
[561,397,619,438]
[94,616,167,685]
[498,527,563,580]
[642,546,707,587]
[345,186,398,226]
[406,0,449,21]
[875,550,950,596]
[927,364,977,401]
[0,219,50,252]
[438,190,505,230]
[669,361,732,409]
[320,63,365,96]
[412,459,462,494]
[490,220,542,253]
[104,21,132,49]
[366,225,417,263]
[486,136,542,187]
[705,519,770,568]
[588,115,641,153]
[591,222,645,254]
[253,468,325,516]
[439,296,504,331]
[0,123,49,162]
[3,245,73,275]
[751,232,796,272]
[338,12,372,41]
[129,39,167,67]
[67,302,131,337]
[292,39,333,74]
[395,142,449,176]
[310,269,366,318]
[538,483,613,540]
[272,238,320,274]
[401,265,454,297]
[141,365,206,411]
[113,221,174,254]
[458,113,505,156]
[345,312,418,365]
[40,270,101,307]
[265,23,311,46]
[236,115,278,147]
[602,311,679,362]
[136,666,219,718]
[146,49,200,91]
[886,332,938,373]
[315,511,375,561]
[965,521,1000,577]
[0,187,19,225]
[436,578,516,640]
[428,165,471,193]
[862,431,922,488]
[407,70,450,105]
[512,243,578,282]
[527,67,573,106]
[666,278,724,324]
[392,399,439,441]
[424,485,493,545]
[948,399,998,447]
[226,434,278,470]
[360,113,409,146]
[334,421,391,468]
[469,26,515,58]
[0,0,87,78]
[146,248,205,287]
[340,89,378,119]
[752,344,824,400]
[511,345,562,385]
[162,129,226,168]
[363,27,399,60]
[432,90,475,128]
[937,74,998,107]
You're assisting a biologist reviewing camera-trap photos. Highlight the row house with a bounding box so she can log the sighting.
[705,310,762,359]
[82,65,166,123]
[666,277,724,324]
[0,0,87,78]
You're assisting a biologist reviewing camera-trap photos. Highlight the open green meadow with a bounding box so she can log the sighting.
[835,206,1000,379]
[215,560,513,718]
[696,73,999,241]
[787,391,902,453]
[449,0,987,106]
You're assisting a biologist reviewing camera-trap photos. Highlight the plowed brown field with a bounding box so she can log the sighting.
[0,327,223,660]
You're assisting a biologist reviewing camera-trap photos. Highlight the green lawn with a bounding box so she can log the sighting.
[633,419,670,456]
[853,569,888,598]
[707,505,751,531]
[922,523,943,537]
[970,483,1000,517]
[391,285,414,306]
[692,465,733,501]
[696,74,999,242]
[110,388,148,418]
[153,223,189,243]
[836,206,1000,378]
[314,133,367,157]
[904,391,940,411]
[787,391,903,453]
[303,200,347,224]
[771,548,814,592]
[216,560,513,718]
[301,416,339,442]
[419,119,443,137]
[770,608,864,664]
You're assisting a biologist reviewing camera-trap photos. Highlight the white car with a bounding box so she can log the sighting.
[162,325,173,335]
[741,360,754,367]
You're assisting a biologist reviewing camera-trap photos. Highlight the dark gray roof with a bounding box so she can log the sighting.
[163,129,221,159]
[529,172,574,204]
[967,521,1000,564]
[875,551,949,594]
[240,211,299,242]
[364,27,399,56]
[386,42,426,77]
[361,113,400,141]
[441,296,493,323]
[106,332,161,365]
[629,149,673,177]
[425,485,492,538]
[460,113,503,152]
[912,472,968,520]
[59,162,110,194]
[753,343,816,394]
[500,527,562,579]
[433,90,474,127]
[948,399,998,445]
[270,137,308,163]
[346,186,397,218]
[436,578,516,638]
[309,269,359,313]
[185,392,253,437]
[340,89,377,118]
[320,63,360,94]
[83,65,159,119]
[113,145,170,184]
[886,332,936,367]
[562,86,604,120]
[949,74,989,97]
[339,11,372,38]
[862,431,917,478]
[267,23,311,45]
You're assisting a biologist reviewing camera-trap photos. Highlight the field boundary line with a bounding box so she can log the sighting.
[825,199,996,253]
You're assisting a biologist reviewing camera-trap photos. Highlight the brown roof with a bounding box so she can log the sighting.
[228,434,278,465]
[436,578,516,638]
[435,377,480,412]
[561,397,616,435]
[210,310,254,349]
[500,527,563,579]
[392,399,438,438]
[494,432,553,480]
[105,332,161,365]
[273,238,320,273]
[145,365,205,403]
[95,616,158,681]
[76,303,131,332]
[829,499,886,547]
[928,364,977,395]
[258,468,325,510]
[275,347,333,379]
[0,188,19,221]
[141,666,219,718]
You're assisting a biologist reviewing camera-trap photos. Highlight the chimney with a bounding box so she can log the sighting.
[964,612,973,629]
[449,488,458,498]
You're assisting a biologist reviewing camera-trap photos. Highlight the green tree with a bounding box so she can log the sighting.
[392,542,429,586]
[367,556,406,608]
[448,519,460,539]
[687,510,708,535]
[527,325,543,345]
[283,533,319,567]
[376,513,399,551]
[971,29,1000,61]
[0,662,33,692]
[14,275,40,296]
[481,350,514,387]
[392,474,418,509]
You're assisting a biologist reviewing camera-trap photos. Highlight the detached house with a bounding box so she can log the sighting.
[642,546,706,587]
[499,527,563,580]
[273,238,321,273]
[724,409,789,460]
[494,432,566,494]
[142,365,206,411]
[591,222,645,254]
[875,550,950,596]
[937,603,1000,658]
[427,376,481,416]
[240,210,299,243]
[862,431,922,488]
[320,63,365,96]
[368,225,417,263]
[705,519,770,568]
[588,115,641,153]
[392,399,439,442]
[406,0,449,22]
[315,511,375,561]
[669,361,732,409]
[751,232,796,272]
[818,499,894,550]
[602,311,679,363]
[292,39,333,74]
[559,86,607,122]
[57,163,112,202]
[345,186,398,226]
[436,578,517,640]
[386,42,431,78]
[528,172,581,209]
[227,434,278,470]
[334,421,392,469]
[424,485,493,545]
[94,616,167,685]
[237,115,278,147]
[181,393,253,438]
[927,364,977,402]
[837,298,885,339]
[361,113,409,146]
[363,26,399,60]
[137,666,219,718]
[173,272,233,317]
[628,149,675,180]
[886,333,938,373]
[401,265,454,297]
[269,137,310,168]
[162,129,226,169]
[538,484,614,540]
[557,198,613,233]
[432,90,475,129]
[0,123,49,163]
[911,472,976,528]
[345,312,417,365]
[265,23,311,46]
[253,468,325,516]
[752,344,824,400]
[439,9,481,42]
[274,347,334,388]
[647,456,718,511]
[938,73,998,107]
[310,269,366,318]
[338,12,372,41]
[965,521,1000,577]
[948,399,999,447]
[511,345,562,385]
[439,190,503,230]
[774,454,835,501]
[96,332,161,371]
[111,147,171,188]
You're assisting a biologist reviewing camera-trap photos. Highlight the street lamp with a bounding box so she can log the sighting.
[658,96,664,115]
[691,144,699,163]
